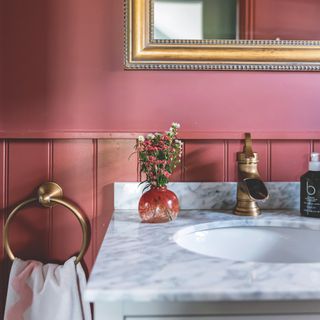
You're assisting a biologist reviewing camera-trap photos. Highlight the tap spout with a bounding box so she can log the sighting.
[243,178,269,201]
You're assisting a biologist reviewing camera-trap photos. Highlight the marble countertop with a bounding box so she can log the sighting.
[85,209,320,303]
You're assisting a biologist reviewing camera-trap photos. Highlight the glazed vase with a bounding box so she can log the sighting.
[138,186,180,223]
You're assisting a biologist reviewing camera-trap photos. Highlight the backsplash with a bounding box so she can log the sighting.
[115,182,300,210]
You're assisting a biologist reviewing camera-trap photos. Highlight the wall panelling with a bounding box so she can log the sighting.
[0,134,319,317]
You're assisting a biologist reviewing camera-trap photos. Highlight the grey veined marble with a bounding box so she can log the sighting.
[86,209,320,303]
[115,182,299,210]
[85,182,316,304]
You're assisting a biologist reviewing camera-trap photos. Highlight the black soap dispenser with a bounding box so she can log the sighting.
[301,153,320,217]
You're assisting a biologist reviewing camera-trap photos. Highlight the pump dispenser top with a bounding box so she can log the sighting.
[309,153,320,171]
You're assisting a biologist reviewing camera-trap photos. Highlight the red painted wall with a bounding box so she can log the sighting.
[1,0,320,317]
[1,0,320,133]
[253,0,320,40]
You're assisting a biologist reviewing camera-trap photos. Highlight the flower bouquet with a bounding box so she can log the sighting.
[135,123,183,223]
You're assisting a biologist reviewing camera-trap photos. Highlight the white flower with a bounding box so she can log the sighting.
[147,133,155,140]
[155,132,162,137]
[175,139,183,145]
[138,135,145,142]
[171,122,181,129]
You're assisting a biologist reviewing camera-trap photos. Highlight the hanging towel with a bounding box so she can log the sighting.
[4,257,91,320]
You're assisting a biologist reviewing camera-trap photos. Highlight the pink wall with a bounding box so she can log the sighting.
[253,0,320,40]
[1,0,320,317]
[1,0,320,133]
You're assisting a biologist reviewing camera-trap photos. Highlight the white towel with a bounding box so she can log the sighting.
[4,257,91,320]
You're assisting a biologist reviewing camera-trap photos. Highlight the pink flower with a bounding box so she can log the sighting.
[163,171,171,178]
[136,124,182,187]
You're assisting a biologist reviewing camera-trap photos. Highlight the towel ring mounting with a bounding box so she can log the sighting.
[3,182,89,264]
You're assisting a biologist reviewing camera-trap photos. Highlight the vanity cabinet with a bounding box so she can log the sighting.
[94,301,320,320]
[128,318,319,320]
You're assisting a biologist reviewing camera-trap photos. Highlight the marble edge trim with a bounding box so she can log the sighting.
[85,288,320,303]
[114,182,300,211]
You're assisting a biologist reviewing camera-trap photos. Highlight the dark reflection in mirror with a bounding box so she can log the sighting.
[153,0,320,41]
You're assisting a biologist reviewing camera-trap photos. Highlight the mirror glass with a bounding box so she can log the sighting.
[153,0,320,41]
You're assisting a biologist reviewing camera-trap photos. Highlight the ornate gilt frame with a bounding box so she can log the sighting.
[125,0,320,71]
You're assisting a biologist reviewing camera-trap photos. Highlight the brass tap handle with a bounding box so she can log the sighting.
[244,132,254,159]
[234,133,269,216]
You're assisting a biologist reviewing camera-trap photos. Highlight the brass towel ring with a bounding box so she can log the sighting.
[4,182,89,264]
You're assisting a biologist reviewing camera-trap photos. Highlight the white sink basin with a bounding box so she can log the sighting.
[174,220,320,263]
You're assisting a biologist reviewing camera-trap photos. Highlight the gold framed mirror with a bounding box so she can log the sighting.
[125,0,320,71]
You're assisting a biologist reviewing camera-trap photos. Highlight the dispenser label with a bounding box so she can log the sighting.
[301,177,320,217]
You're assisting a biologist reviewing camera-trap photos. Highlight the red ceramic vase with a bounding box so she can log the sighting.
[138,186,180,223]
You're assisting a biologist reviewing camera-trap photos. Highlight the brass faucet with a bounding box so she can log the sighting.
[234,133,269,216]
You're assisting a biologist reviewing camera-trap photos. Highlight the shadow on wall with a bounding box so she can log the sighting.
[185,148,222,182]
[0,0,112,130]
[1,0,49,115]
[97,183,114,249]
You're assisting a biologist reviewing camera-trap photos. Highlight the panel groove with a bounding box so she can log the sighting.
[4,140,9,244]
[1,141,9,319]
[269,140,273,181]
[5,141,9,216]
[48,140,54,259]
[136,146,140,182]
[1,141,7,252]
[312,140,315,152]
[180,140,184,182]
[182,140,186,181]
[224,140,228,182]
[267,140,271,181]
[4,141,9,238]
[0,140,9,318]
[93,139,98,266]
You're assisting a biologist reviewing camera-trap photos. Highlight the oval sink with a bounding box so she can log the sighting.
[174,220,320,263]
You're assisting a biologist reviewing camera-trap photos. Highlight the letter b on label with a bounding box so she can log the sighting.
[307,181,316,196]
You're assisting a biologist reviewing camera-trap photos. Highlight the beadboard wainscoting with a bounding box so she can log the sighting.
[0,132,320,316]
